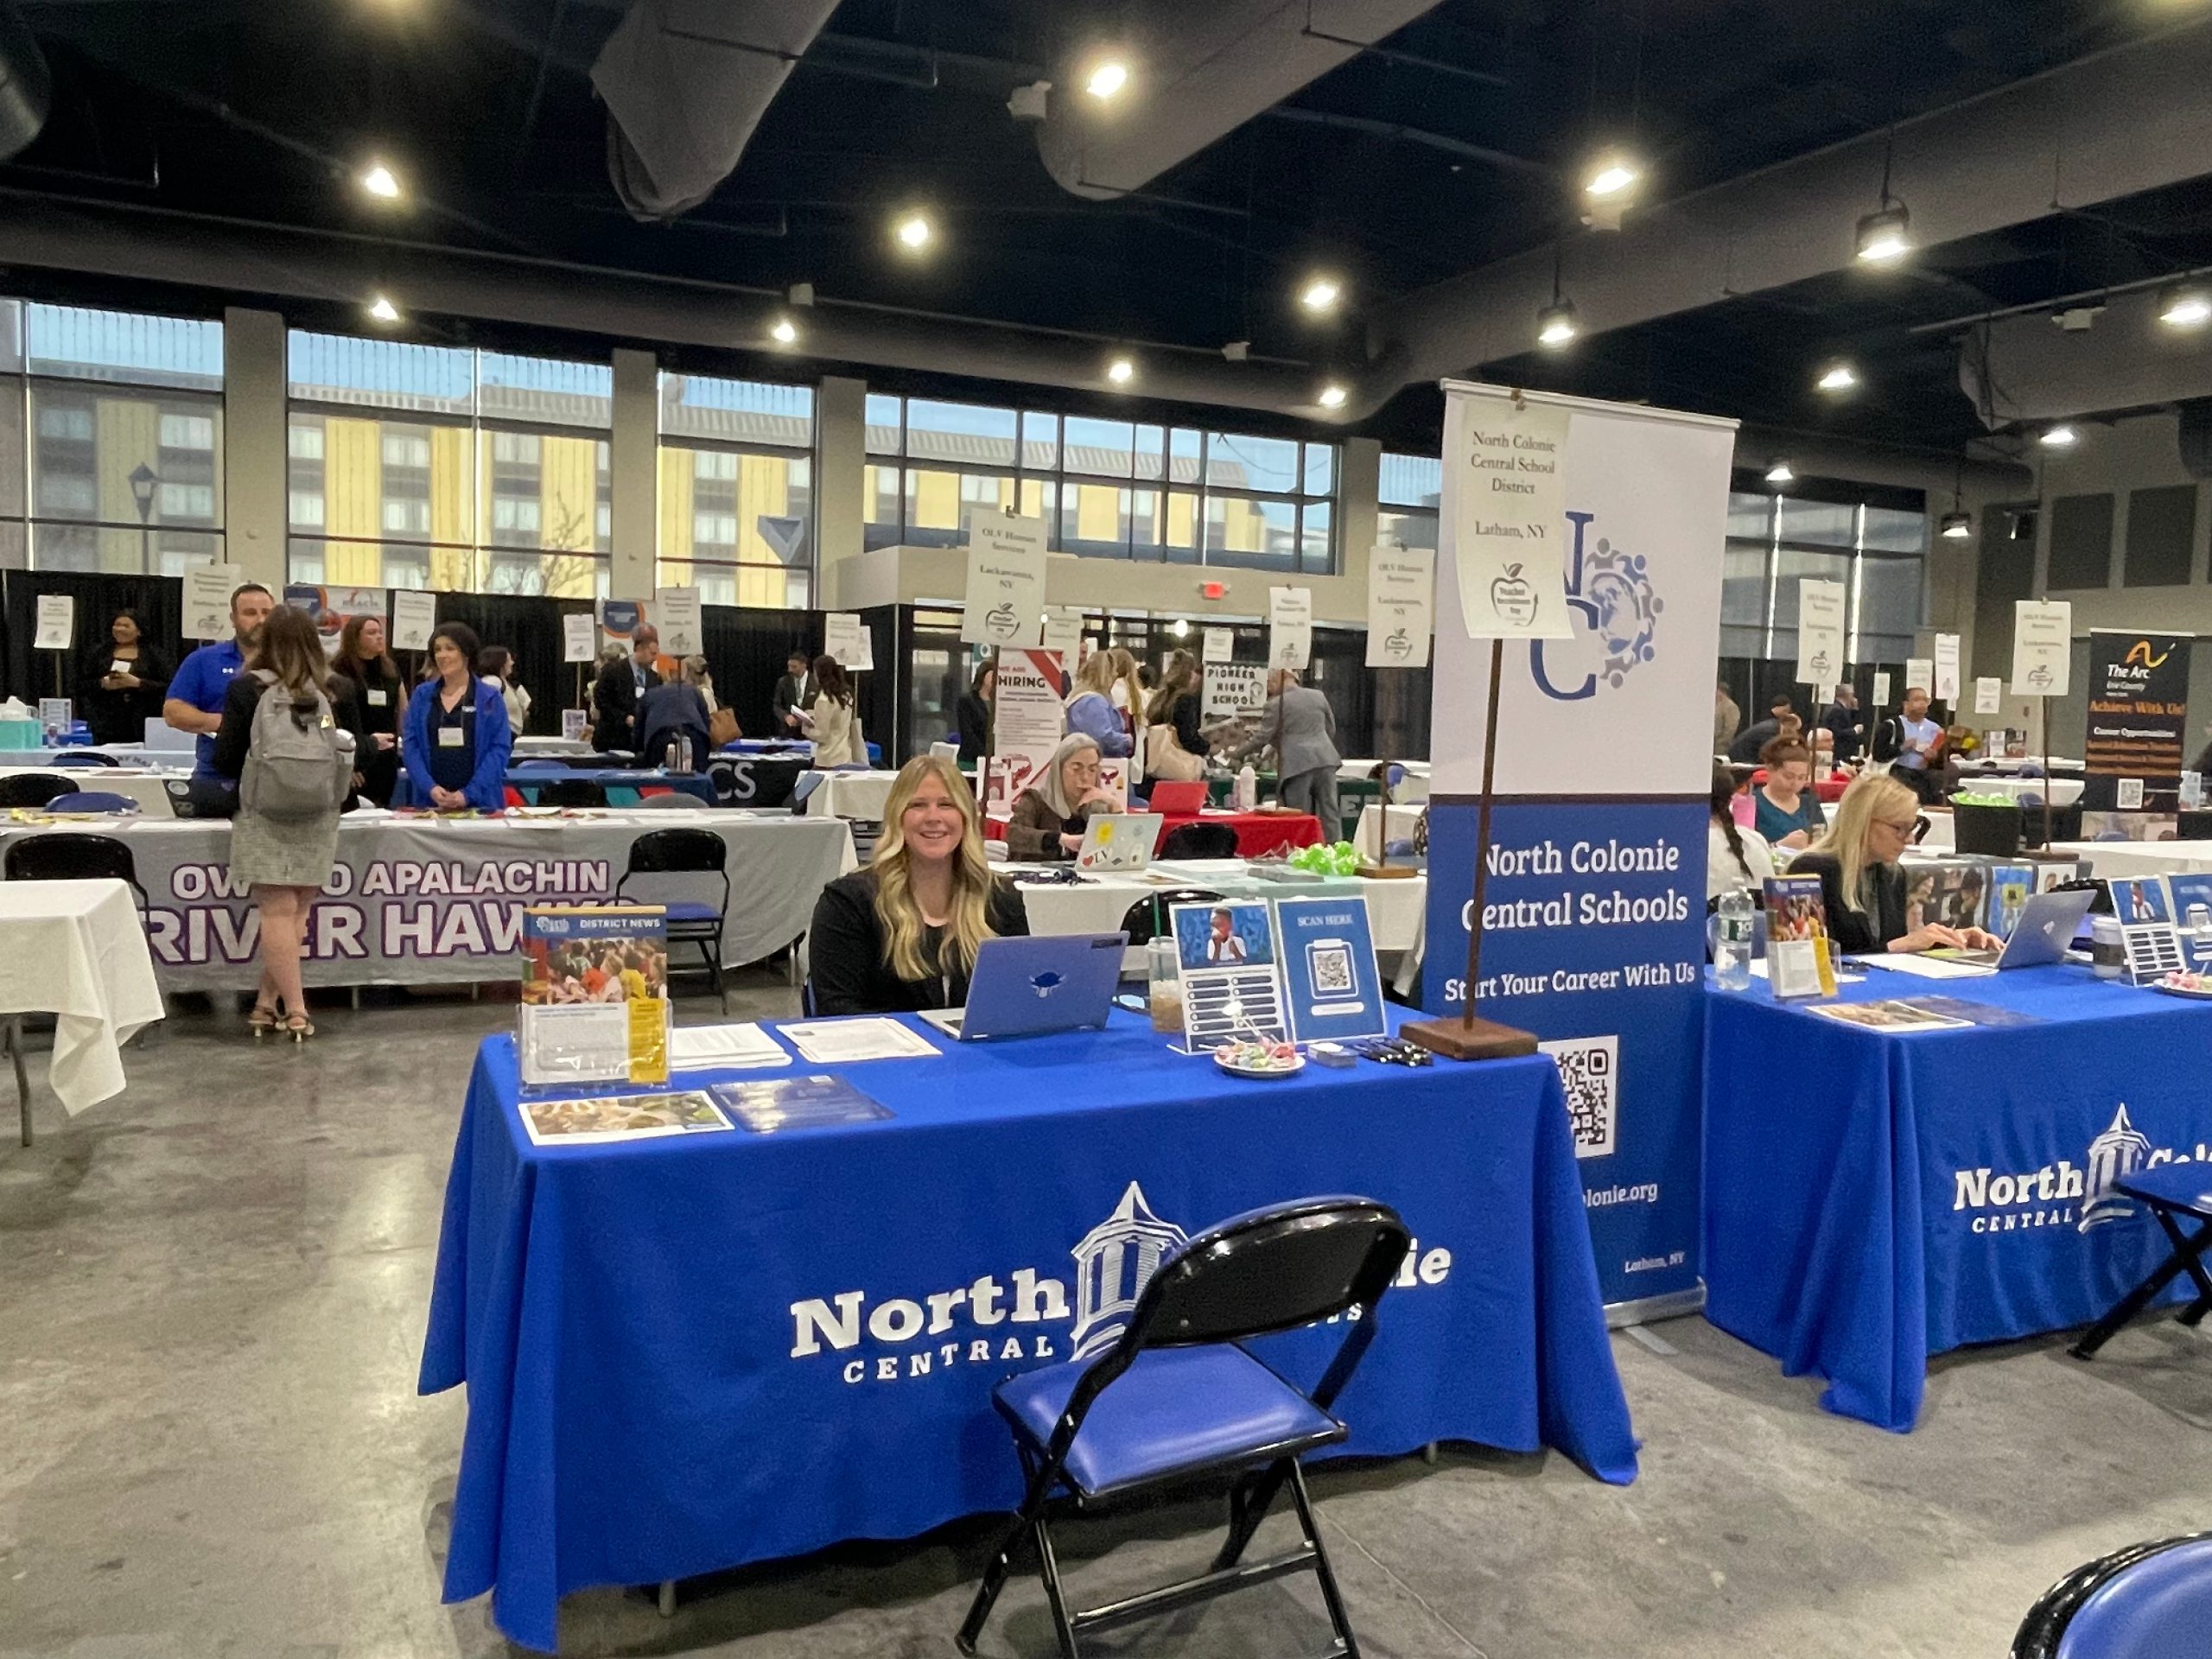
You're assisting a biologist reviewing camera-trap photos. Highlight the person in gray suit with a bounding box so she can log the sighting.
[1228,668,1344,842]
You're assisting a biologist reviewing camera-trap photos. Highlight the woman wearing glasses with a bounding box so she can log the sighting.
[1792,773,1999,955]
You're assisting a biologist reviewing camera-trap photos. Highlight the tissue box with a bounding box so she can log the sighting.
[0,718,41,750]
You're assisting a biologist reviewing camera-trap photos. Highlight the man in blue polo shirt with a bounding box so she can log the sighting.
[163,582,276,816]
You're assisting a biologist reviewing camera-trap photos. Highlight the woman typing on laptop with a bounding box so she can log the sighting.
[809,755,1029,1015]
[1005,733,1120,861]
[1790,774,2000,957]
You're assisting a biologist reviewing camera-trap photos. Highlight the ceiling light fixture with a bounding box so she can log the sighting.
[2039,423,2077,448]
[1085,60,1128,100]
[1940,510,1973,540]
[1300,276,1342,313]
[893,211,934,251]
[1317,383,1348,410]
[367,295,400,325]
[2158,283,2212,328]
[1854,202,1910,264]
[1764,461,1795,485]
[770,317,798,345]
[1816,361,1858,392]
[1582,154,1639,200]
[1107,356,1135,385]
[359,161,402,201]
[1536,299,1578,347]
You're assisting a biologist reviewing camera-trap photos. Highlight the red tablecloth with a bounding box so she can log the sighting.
[985,810,1324,858]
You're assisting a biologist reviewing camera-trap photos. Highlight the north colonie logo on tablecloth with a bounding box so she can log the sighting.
[789,1182,1455,1385]
[1951,1104,2212,1235]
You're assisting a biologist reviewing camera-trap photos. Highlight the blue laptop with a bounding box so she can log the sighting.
[919,933,1126,1041]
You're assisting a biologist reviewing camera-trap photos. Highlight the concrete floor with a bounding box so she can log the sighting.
[5,976,2212,1658]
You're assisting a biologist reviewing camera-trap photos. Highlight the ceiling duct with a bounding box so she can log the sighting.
[1036,0,1446,200]
[1357,14,2212,416]
[592,0,840,220]
[0,3,49,165]
[1957,288,2212,428]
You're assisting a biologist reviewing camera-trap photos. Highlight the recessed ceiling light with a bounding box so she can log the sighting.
[1764,461,1795,485]
[1854,202,1910,264]
[894,212,933,251]
[2039,423,2077,448]
[1940,509,1973,540]
[2158,283,2212,329]
[1582,155,1639,200]
[1300,276,1342,313]
[771,317,798,345]
[1317,383,1348,410]
[1085,60,1128,100]
[1536,298,1579,347]
[1107,356,1135,385]
[1816,361,1858,392]
[359,162,402,201]
[367,295,400,324]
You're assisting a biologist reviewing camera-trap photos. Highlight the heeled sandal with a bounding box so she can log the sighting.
[283,1010,315,1044]
[248,1001,281,1041]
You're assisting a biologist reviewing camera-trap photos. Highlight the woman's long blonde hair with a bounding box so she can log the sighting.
[869,754,1001,983]
[1806,772,1916,914]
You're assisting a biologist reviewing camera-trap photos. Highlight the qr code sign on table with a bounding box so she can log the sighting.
[1539,1034,1618,1160]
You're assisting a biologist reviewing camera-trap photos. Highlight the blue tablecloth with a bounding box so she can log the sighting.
[1704,963,2212,1432]
[419,1009,1637,1650]
[391,767,717,807]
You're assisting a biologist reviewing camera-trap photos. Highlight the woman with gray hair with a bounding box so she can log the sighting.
[1004,732,1118,860]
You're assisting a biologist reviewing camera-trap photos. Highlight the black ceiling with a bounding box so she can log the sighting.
[7,0,2209,458]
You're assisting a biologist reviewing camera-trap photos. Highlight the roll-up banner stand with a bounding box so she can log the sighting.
[1422,382,1736,1323]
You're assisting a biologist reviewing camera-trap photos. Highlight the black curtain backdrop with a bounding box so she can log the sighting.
[699,605,816,739]
[428,593,594,739]
[3,569,188,708]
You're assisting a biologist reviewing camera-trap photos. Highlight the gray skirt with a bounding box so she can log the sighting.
[229,806,341,891]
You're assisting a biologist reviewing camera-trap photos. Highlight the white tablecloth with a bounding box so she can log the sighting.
[0,766,181,817]
[0,878,163,1113]
[1953,776,2084,806]
[1352,804,1426,862]
[804,770,900,822]
[2046,840,2212,880]
[1337,760,1429,802]
[1012,859,1426,961]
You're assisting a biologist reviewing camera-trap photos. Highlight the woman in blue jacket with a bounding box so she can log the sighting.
[1062,649,1132,758]
[403,621,513,810]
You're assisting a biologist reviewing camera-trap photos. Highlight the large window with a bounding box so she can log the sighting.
[285,333,611,596]
[0,300,226,574]
[1377,452,1442,551]
[864,395,1338,574]
[1726,483,1929,665]
[657,373,814,608]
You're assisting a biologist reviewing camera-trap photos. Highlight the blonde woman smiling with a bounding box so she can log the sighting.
[807,755,1028,1014]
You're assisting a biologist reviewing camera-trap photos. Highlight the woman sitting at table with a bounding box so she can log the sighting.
[1005,733,1119,861]
[804,655,865,766]
[402,621,513,811]
[808,754,1027,1015]
[78,608,169,747]
[1753,736,1826,850]
[1707,764,1774,906]
[1793,773,2000,955]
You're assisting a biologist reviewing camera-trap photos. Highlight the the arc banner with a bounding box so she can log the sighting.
[2083,630,2193,812]
[1423,382,1736,1314]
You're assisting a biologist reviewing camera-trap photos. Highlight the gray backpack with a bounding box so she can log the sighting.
[241,671,353,822]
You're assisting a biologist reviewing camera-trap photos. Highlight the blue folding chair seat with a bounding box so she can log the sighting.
[2015,1533,2212,1658]
[995,1345,1342,1499]
[957,1195,1410,1659]
[48,791,139,815]
[2071,1165,2212,1358]
[660,899,721,924]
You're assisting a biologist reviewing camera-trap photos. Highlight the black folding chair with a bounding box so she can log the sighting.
[613,826,731,1009]
[48,750,118,769]
[957,1196,1412,1659]
[537,778,609,809]
[1115,887,1224,951]
[2013,1531,2212,1657]
[2071,1165,2212,1358]
[0,772,79,809]
[1159,821,1239,860]
[4,831,151,912]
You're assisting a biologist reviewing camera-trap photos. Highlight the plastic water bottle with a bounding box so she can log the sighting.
[1715,887,1755,991]
[1234,762,1257,812]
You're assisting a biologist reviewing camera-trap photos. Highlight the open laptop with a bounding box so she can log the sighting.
[1926,887,2097,969]
[1147,779,1207,815]
[1072,812,1162,874]
[918,933,1127,1040]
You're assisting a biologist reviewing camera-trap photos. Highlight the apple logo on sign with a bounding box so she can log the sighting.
[986,601,1019,638]
[1384,627,1411,660]
[1491,563,1539,627]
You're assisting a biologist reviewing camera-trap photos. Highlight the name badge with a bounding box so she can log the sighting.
[366,689,389,708]
[437,726,466,748]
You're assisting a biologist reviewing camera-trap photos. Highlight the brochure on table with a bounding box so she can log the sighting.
[1764,874,1837,999]
[517,905,672,1087]
[2107,877,2185,984]
[2172,873,2212,973]
[711,1074,892,1133]
[1168,898,1289,1050]
[519,1090,730,1146]
[1274,894,1388,1045]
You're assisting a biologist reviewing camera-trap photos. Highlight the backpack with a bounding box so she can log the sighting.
[241,671,353,822]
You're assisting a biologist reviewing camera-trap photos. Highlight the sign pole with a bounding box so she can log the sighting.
[1404,637,1536,1060]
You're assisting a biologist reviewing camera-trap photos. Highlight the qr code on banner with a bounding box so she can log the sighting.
[1539,1034,1618,1160]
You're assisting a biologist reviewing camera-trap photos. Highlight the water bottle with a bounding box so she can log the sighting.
[1234,762,1257,812]
[1715,887,1755,991]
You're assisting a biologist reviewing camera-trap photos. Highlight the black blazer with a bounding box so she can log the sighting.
[1789,852,1906,955]
[592,660,659,748]
[955,691,992,764]
[809,869,1031,1015]
[77,644,170,746]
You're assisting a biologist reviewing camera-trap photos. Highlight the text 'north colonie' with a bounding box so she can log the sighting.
[1467,426,1560,498]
